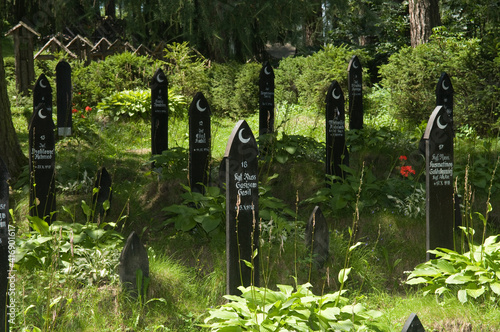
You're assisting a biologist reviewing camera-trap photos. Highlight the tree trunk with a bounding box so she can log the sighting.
[409,0,441,47]
[304,1,323,48]
[0,29,28,179]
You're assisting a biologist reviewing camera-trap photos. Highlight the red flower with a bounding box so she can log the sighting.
[80,114,86,118]
[399,155,407,162]
[85,106,92,112]
[400,165,416,177]
[72,108,78,113]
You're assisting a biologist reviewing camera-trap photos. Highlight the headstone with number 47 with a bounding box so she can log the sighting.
[423,106,454,260]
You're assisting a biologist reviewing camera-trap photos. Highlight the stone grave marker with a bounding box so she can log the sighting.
[348,55,363,130]
[401,313,425,332]
[225,120,260,295]
[326,80,349,180]
[118,231,149,297]
[29,102,56,224]
[189,92,211,194]
[305,206,329,269]
[436,72,453,132]
[151,68,169,155]
[0,157,10,331]
[33,74,53,118]
[259,61,275,136]
[56,61,72,136]
[92,167,112,217]
[423,106,454,260]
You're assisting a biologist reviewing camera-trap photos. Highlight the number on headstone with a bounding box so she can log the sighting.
[225,120,260,295]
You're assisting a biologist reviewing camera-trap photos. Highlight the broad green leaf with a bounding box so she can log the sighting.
[466,286,485,299]
[405,277,428,285]
[318,307,340,320]
[490,282,500,295]
[458,290,467,304]
[435,260,456,274]
[338,268,351,284]
[446,273,474,284]
[201,217,220,233]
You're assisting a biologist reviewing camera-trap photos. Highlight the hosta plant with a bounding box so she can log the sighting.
[202,282,386,331]
[406,208,500,304]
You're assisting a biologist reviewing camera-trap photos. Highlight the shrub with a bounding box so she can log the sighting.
[96,88,187,121]
[406,208,500,304]
[202,282,387,331]
[275,44,370,110]
[379,28,500,134]
[71,52,157,107]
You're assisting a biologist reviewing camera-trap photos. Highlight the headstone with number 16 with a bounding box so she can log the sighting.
[225,120,260,295]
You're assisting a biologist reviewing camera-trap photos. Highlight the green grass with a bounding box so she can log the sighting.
[8,74,500,331]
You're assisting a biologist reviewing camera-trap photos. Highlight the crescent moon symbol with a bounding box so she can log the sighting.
[38,109,47,119]
[264,66,271,75]
[437,115,448,130]
[238,128,251,144]
[39,79,47,89]
[157,74,165,83]
[196,99,207,112]
[352,61,359,69]
[442,80,450,91]
[332,88,341,99]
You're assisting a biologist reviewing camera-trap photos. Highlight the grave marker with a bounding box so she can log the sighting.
[259,62,275,136]
[56,61,72,136]
[305,206,329,269]
[29,102,56,224]
[348,55,363,130]
[326,80,348,180]
[0,157,10,331]
[423,106,454,260]
[92,167,112,217]
[189,92,211,194]
[118,231,149,297]
[436,72,453,132]
[33,74,52,117]
[151,68,169,155]
[225,120,259,295]
[401,313,425,332]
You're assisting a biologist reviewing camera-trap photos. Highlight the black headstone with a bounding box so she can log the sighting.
[151,68,169,155]
[348,55,363,130]
[326,80,349,180]
[305,206,329,269]
[33,74,52,117]
[188,92,211,194]
[29,102,56,224]
[118,231,149,297]
[436,72,453,132]
[225,120,260,295]
[401,313,425,332]
[92,167,112,217]
[423,106,454,260]
[259,62,275,136]
[56,61,72,137]
[0,157,10,331]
